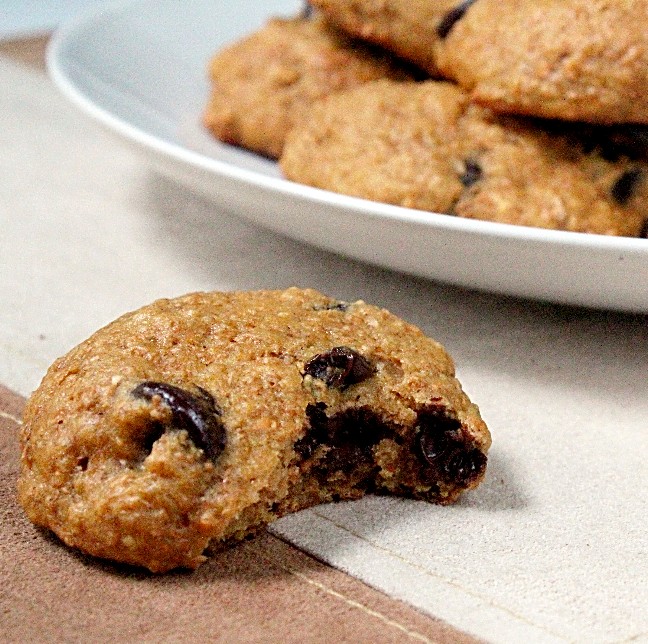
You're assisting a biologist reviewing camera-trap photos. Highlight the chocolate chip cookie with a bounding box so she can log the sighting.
[18,288,490,572]
[435,0,648,124]
[203,14,418,159]
[280,79,648,236]
[309,0,463,76]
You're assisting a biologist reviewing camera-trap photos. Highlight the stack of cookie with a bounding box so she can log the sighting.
[204,1,648,237]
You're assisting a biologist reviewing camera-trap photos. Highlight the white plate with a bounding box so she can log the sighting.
[48,0,648,312]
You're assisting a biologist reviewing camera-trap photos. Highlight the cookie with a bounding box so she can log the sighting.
[309,0,463,76]
[18,288,490,573]
[279,79,648,236]
[435,0,648,124]
[203,14,418,159]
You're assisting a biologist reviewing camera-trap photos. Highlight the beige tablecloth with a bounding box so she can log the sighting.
[1,48,646,643]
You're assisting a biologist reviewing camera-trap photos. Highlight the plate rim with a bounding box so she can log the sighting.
[44,0,648,314]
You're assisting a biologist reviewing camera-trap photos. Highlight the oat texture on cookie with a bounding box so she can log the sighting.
[280,80,648,236]
[309,0,465,76]
[203,14,418,159]
[18,288,490,572]
[435,0,648,124]
[202,3,648,239]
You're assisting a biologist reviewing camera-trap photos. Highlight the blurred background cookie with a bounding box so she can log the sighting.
[309,0,465,76]
[280,79,648,236]
[203,14,420,159]
[435,0,648,124]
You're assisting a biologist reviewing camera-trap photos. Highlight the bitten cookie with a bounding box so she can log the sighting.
[435,0,648,124]
[18,288,491,573]
[203,14,418,159]
[309,0,463,76]
[280,79,648,236]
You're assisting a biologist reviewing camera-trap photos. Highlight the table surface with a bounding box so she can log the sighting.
[1,34,647,644]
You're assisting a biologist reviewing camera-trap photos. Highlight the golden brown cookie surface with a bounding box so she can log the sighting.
[280,80,648,236]
[19,288,490,572]
[203,14,417,159]
[310,0,462,76]
[435,0,648,124]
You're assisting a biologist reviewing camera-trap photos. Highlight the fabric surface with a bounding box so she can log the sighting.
[1,50,647,643]
[0,385,475,643]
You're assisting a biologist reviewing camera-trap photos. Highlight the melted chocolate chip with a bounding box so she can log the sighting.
[611,167,644,205]
[417,407,486,486]
[437,0,477,38]
[304,347,374,389]
[295,402,329,459]
[295,403,388,474]
[460,158,483,187]
[132,381,225,461]
[296,403,386,459]
[600,125,648,161]
[323,443,372,474]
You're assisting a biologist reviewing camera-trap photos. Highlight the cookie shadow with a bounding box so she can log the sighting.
[36,524,330,585]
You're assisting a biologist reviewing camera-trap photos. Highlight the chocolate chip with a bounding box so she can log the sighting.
[296,403,389,472]
[611,167,644,205]
[132,381,225,461]
[417,407,486,486]
[323,443,371,473]
[295,402,329,459]
[313,300,349,312]
[602,125,648,160]
[301,1,314,19]
[437,0,477,38]
[640,219,648,239]
[304,347,374,389]
[460,158,482,187]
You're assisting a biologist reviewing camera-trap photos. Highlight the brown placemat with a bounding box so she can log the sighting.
[0,35,49,71]
[0,385,478,643]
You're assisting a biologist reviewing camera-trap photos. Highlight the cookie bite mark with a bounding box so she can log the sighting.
[296,403,392,490]
[292,398,487,505]
[295,402,389,460]
[436,0,477,39]
[132,382,226,461]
